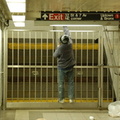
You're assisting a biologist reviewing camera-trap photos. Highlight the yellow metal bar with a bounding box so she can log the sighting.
[8,43,98,50]
[7,99,111,102]
[73,44,98,50]
[8,43,54,50]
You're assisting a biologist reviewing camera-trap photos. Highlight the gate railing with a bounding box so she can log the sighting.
[103,27,120,100]
[4,29,114,109]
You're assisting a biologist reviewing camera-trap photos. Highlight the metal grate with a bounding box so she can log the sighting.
[6,29,114,108]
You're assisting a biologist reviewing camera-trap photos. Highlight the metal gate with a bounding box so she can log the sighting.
[5,27,114,109]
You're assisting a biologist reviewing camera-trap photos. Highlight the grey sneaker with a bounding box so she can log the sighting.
[59,99,64,103]
[69,99,74,103]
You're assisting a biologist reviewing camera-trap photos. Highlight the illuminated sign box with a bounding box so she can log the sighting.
[39,11,120,21]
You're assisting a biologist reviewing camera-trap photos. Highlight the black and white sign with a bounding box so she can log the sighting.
[39,11,120,21]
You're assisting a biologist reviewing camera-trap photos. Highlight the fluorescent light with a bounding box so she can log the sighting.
[14,22,25,27]
[12,15,25,21]
[6,0,26,2]
[50,24,102,27]
[7,2,26,12]
[50,30,97,32]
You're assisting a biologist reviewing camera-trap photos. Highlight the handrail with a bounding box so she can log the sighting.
[103,27,119,75]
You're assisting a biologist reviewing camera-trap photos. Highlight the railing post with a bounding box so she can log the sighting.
[3,28,8,110]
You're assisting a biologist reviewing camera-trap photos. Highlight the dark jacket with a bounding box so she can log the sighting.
[53,26,75,69]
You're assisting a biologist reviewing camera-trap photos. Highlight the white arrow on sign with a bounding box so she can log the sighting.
[42,14,48,20]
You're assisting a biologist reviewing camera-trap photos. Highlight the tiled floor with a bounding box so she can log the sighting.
[0,109,120,120]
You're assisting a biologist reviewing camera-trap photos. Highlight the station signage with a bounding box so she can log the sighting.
[40,11,120,21]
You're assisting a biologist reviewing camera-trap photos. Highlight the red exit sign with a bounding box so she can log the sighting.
[49,13,65,20]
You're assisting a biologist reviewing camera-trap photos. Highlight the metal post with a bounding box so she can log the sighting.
[40,32,43,100]
[52,32,55,101]
[3,27,8,110]
[35,32,37,100]
[74,32,77,100]
[16,31,19,101]
[11,31,14,101]
[29,31,31,100]
[98,29,103,109]
[23,31,25,100]
[86,32,89,100]
[80,32,83,100]
[46,32,48,100]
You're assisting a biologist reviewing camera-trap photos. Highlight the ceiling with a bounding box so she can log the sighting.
[1,0,120,20]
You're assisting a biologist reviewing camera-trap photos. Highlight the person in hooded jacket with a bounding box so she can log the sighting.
[53,26,75,103]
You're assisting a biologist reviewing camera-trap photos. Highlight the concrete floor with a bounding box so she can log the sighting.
[0,109,120,120]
